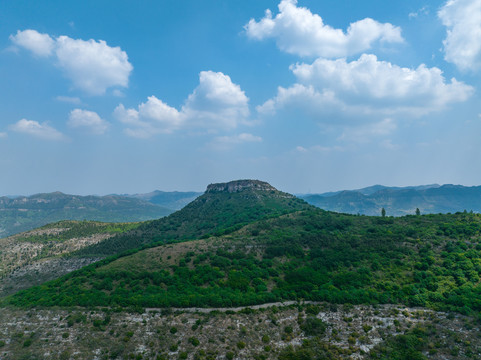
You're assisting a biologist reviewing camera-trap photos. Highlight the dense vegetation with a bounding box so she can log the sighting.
[9,208,481,317]
[75,188,310,257]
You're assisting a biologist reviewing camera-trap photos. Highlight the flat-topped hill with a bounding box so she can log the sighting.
[206,179,278,193]
[75,180,311,257]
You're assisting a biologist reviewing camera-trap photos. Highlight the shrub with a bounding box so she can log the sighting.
[300,317,327,336]
[189,337,200,346]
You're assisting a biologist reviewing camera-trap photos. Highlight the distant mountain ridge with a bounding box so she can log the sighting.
[123,190,202,210]
[0,192,172,237]
[300,184,481,216]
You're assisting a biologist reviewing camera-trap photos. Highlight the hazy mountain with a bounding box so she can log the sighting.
[0,192,172,237]
[124,190,202,210]
[300,184,480,216]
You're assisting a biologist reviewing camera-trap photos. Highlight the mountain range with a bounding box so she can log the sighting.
[2,183,481,239]
[0,191,200,238]
[300,184,481,216]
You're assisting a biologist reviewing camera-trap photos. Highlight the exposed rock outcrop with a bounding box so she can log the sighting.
[206,180,277,194]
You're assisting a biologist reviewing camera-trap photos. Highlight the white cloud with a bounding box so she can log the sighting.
[183,71,250,129]
[10,119,65,140]
[55,36,132,95]
[115,71,250,138]
[10,29,133,95]
[260,54,473,118]
[409,6,429,18]
[244,0,403,58]
[114,97,183,138]
[68,109,109,135]
[55,96,81,104]
[439,0,481,71]
[9,29,55,57]
[0,132,7,138]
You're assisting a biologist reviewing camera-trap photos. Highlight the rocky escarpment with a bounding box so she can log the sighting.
[206,180,279,194]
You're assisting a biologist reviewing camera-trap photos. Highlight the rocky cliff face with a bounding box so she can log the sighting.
[206,180,277,193]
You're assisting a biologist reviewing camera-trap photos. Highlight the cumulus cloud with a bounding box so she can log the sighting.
[68,109,109,135]
[439,0,481,71]
[259,54,473,118]
[244,0,403,58]
[10,29,133,95]
[115,71,250,138]
[9,29,55,57]
[10,119,65,140]
[114,97,182,138]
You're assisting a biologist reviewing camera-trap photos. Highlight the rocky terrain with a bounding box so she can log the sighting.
[0,303,479,359]
[206,180,278,194]
[0,221,137,297]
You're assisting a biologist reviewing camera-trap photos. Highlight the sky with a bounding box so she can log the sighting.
[1,0,481,195]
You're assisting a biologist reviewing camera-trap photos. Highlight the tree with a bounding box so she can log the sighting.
[416,208,421,216]
[381,208,386,217]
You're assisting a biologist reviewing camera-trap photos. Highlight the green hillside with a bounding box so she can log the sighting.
[75,180,311,257]
[8,196,481,315]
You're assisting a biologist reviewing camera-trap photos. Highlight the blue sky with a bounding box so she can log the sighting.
[1,0,480,195]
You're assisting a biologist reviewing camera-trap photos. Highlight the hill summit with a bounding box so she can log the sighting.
[76,179,310,257]
[206,179,277,193]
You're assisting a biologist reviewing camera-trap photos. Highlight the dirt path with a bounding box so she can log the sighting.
[145,300,321,313]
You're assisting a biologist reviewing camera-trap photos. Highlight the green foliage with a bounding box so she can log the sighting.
[75,188,311,257]
[189,337,200,346]
[8,206,481,317]
[369,325,431,360]
[300,317,327,336]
